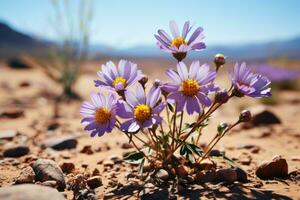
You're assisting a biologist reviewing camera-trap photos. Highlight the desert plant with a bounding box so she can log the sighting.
[39,0,93,98]
[80,21,271,178]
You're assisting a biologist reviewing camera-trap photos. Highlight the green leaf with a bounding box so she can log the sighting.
[138,158,145,174]
[167,103,174,112]
[124,151,145,164]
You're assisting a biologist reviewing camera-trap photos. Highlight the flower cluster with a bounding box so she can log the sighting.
[80,20,271,170]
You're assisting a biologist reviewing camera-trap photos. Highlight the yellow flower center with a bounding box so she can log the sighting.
[182,79,200,96]
[171,37,187,48]
[112,76,127,87]
[94,107,111,124]
[134,104,151,122]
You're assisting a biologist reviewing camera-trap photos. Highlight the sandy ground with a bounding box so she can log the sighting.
[0,60,300,199]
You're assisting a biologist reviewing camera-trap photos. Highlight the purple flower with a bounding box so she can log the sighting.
[164,61,218,115]
[94,60,142,92]
[117,84,166,132]
[80,93,117,137]
[231,62,271,98]
[154,21,206,60]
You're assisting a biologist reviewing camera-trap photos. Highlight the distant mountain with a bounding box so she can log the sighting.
[1,21,300,60]
[0,22,50,58]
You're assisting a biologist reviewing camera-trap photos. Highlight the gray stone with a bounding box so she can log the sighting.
[43,136,77,150]
[32,159,66,191]
[156,169,169,180]
[3,144,29,157]
[0,184,65,200]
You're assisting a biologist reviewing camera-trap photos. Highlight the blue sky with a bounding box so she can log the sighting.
[1,0,300,48]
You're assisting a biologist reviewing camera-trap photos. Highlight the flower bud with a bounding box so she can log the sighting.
[173,52,187,62]
[217,122,228,135]
[239,110,251,122]
[138,75,148,87]
[214,54,226,71]
[153,79,161,88]
[215,91,230,104]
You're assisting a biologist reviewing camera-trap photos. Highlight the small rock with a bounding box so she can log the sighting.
[156,169,169,180]
[143,162,152,172]
[256,155,288,179]
[175,165,188,178]
[251,108,281,126]
[32,159,66,191]
[87,176,102,189]
[0,184,65,200]
[92,168,100,176]
[60,162,75,174]
[121,143,133,149]
[15,166,35,184]
[291,157,300,162]
[80,145,94,154]
[109,155,122,164]
[47,122,59,131]
[194,170,216,183]
[0,130,17,140]
[216,168,238,183]
[234,167,248,182]
[209,149,224,157]
[197,159,216,170]
[103,160,114,167]
[251,146,260,154]
[43,136,77,150]
[41,180,57,188]
[3,143,29,157]
[238,144,256,149]
[0,109,24,119]
[125,172,136,179]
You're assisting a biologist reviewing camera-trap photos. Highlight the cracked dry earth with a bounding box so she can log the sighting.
[0,62,300,199]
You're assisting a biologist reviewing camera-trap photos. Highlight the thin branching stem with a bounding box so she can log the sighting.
[198,121,240,162]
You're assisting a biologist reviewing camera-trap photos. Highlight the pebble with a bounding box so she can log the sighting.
[209,149,224,157]
[234,167,248,182]
[15,166,35,184]
[0,130,17,140]
[92,168,100,176]
[3,143,29,157]
[0,109,24,119]
[251,108,281,126]
[60,162,75,174]
[156,169,169,180]
[103,160,114,167]
[216,168,238,183]
[0,184,65,200]
[109,155,122,164]
[80,145,94,154]
[175,165,188,178]
[32,159,66,191]
[121,142,133,149]
[194,170,216,183]
[256,155,288,179]
[197,159,216,171]
[43,136,78,150]
[87,176,102,189]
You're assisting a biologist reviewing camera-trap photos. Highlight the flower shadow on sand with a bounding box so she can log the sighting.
[105,181,292,200]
